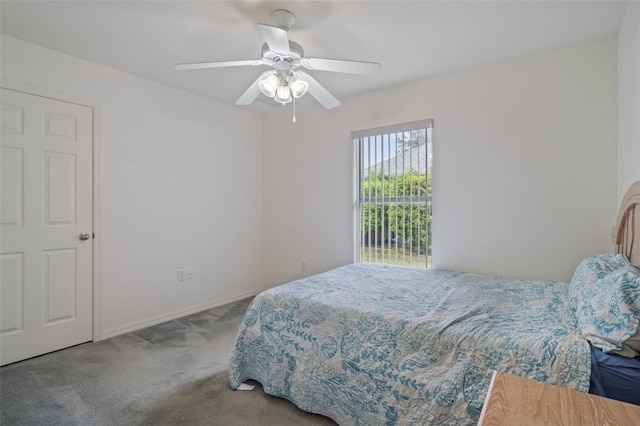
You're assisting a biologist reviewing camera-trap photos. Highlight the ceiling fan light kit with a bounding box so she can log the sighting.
[288,76,309,98]
[175,9,382,119]
[258,71,279,98]
[259,71,309,105]
[275,83,292,104]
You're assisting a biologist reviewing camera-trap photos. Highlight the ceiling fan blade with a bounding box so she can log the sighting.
[257,24,290,56]
[235,75,263,106]
[296,72,340,109]
[300,58,382,76]
[175,59,263,71]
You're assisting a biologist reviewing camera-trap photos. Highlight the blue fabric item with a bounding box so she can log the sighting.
[589,345,640,406]
[568,254,629,310]
[575,266,640,356]
[229,264,591,425]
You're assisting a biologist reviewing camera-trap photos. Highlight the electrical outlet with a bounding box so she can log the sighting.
[186,268,193,280]
[301,260,307,272]
[177,269,185,282]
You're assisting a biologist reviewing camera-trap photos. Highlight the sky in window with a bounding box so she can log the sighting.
[361,129,432,170]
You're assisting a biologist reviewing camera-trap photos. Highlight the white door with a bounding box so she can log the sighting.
[1,88,93,366]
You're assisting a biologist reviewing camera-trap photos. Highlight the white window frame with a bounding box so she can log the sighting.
[352,119,433,268]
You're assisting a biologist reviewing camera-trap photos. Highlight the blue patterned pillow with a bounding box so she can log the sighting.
[568,254,629,309]
[575,266,640,357]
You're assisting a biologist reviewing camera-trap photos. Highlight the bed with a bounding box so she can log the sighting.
[229,181,640,425]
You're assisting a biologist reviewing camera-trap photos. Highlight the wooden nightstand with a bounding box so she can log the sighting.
[478,371,640,425]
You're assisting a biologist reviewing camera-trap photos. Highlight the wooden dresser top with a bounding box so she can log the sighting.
[478,371,640,426]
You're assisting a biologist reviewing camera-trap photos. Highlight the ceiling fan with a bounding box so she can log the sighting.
[175,9,382,110]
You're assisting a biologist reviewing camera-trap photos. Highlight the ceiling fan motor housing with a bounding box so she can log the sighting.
[261,41,304,64]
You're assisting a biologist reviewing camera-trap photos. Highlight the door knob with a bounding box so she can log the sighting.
[79,232,91,241]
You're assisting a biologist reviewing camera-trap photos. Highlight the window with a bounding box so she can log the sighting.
[352,120,433,268]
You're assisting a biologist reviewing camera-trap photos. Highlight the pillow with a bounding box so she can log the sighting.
[568,254,629,309]
[575,266,640,357]
[616,326,640,357]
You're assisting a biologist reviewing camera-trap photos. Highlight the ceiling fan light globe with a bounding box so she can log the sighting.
[274,85,292,104]
[258,74,280,97]
[288,76,309,98]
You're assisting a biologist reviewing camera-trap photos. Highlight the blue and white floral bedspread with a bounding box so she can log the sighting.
[229,264,591,425]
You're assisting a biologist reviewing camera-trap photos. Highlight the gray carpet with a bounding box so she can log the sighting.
[0,298,336,425]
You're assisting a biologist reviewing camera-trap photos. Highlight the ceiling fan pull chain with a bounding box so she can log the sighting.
[292,96,297,124]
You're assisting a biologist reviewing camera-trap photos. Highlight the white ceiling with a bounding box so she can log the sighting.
[0,1,629,113]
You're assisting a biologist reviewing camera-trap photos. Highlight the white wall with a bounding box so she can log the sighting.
[262,37,618,286]
[618,1,640,203]
[1,30,623,339]
[1,35,264,339]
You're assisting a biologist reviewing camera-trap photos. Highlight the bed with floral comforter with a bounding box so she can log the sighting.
[229,263,591,425]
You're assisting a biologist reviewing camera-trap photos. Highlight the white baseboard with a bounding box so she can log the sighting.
[97,290,258,341]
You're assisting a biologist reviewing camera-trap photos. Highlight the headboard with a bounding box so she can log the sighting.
[613,180,640,268]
